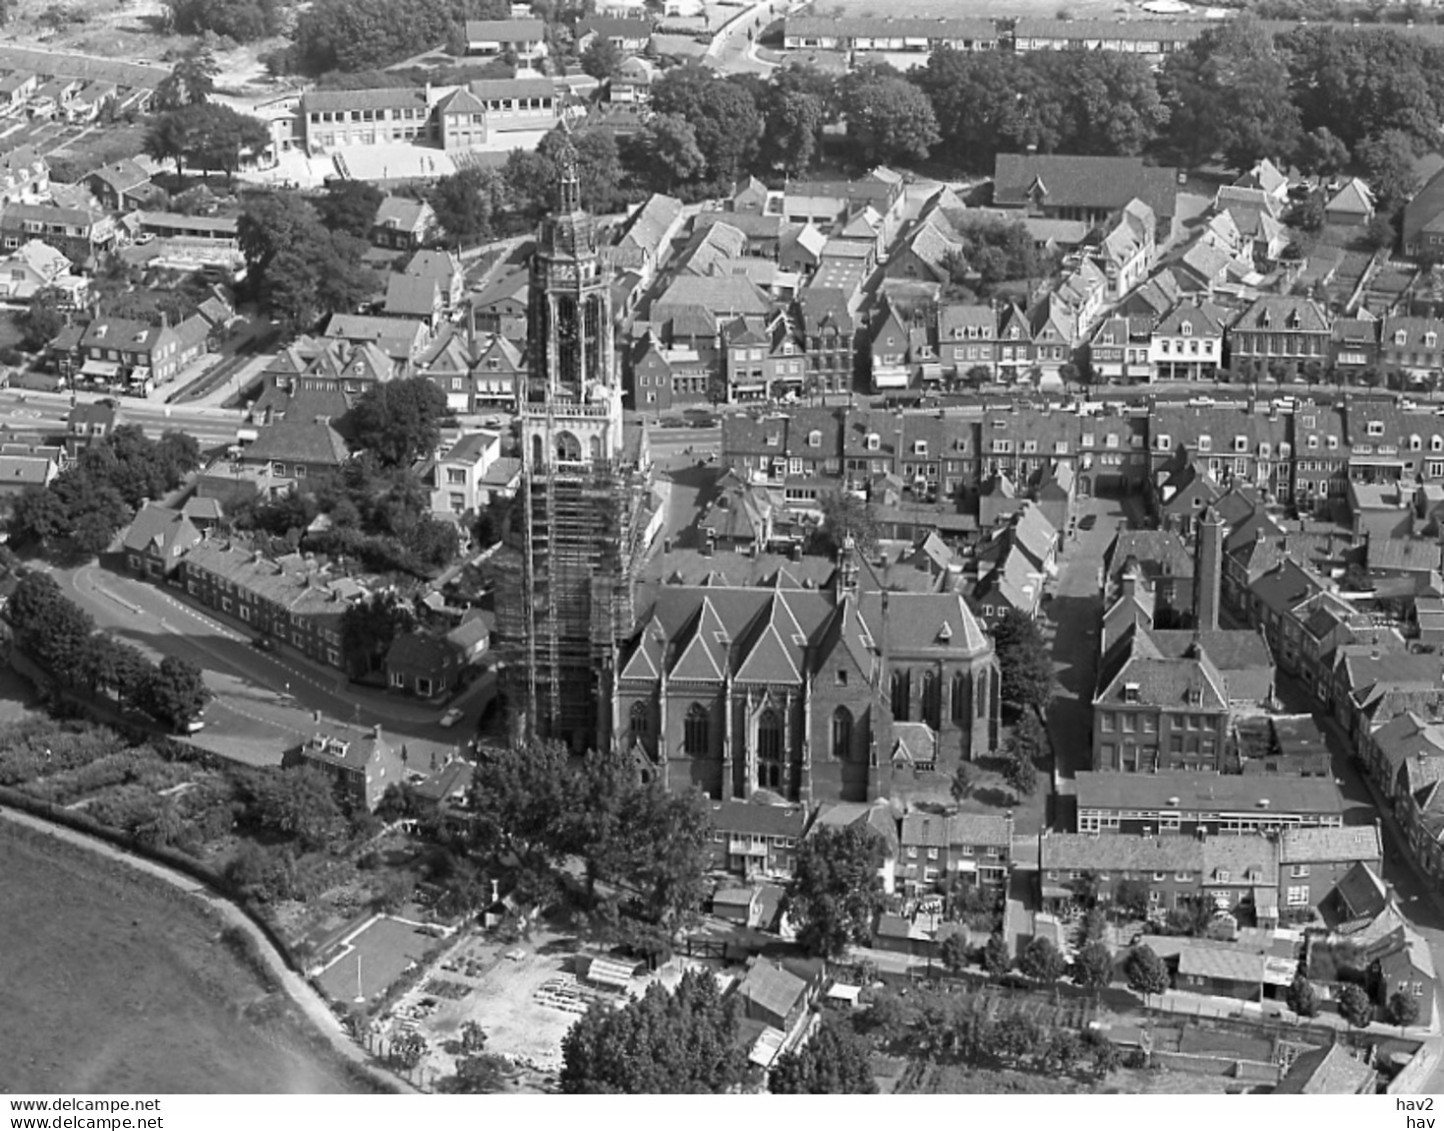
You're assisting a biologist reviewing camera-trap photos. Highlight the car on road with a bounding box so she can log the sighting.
[180,718,206,734]
[439,707,465,728]
[252,635,275,651]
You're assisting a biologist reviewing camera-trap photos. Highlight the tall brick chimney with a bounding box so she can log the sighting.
[1195,507,1225,632]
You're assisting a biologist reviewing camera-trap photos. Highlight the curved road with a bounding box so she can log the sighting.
[42,560,483,765]
[0,803,417,1094]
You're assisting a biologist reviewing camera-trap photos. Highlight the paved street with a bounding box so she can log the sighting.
[1044,493,1129,807]
[0,388,245,448]
[36,560,485,764]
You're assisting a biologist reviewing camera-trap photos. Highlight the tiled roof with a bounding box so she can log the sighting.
[1200,835,1278,887]
[245,417,349,466]
[1040,832,1203,873]
[1075,770,1344,816]
[993,153,1179,220]
[465,18,546,38]
[1275,1044,1376,1095]
[1279,826,1381,864]
[383,273,438,317]
[300,87,428,115]
[711,800,807,838]
[1177,943,1265,984]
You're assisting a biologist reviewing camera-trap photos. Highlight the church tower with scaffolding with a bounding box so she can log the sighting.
[498,133,650,752]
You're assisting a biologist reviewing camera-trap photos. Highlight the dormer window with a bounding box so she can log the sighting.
[1429,333,1439,349]
[1157,434,1171,451]
[914,440,928,456]
[1123,682,1140,703]
[1259,442,1271,457]
[1198,435,1212,451]
[1287,311,1301,329]
[1307,435,1319,449]
[1433,436,1443,452]
[767,432,781,447]
[1180,321,1192,336]
[1188,688,1203,706]
[1396,330,1409,346]
[808,430,821,448]
[1260,313,1271,328]
[1411,434,1422,451]
[937,622,952,643]
[1367,421,1384,438]
[1328,436,1339,450]
[866,433,880,451]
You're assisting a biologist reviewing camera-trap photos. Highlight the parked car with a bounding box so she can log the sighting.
[252,635,275,651]
[439,707,464,728]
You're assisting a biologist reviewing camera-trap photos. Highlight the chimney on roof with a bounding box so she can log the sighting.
[373,723,383,740]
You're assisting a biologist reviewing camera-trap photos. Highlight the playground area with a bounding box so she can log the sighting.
[314,916,446,1004]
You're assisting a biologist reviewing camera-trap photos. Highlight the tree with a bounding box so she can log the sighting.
[580,35,622,80]
[429,166,506,245]
[293,0,461,73]
[20,288,67,352]
[8,485,69,547]
[949,761,973,805]
[840,71,939,165]
[769,1017,877,1093]
[1078,907,1108,946]
[1114,877,1151,920]
[1002,735,1038,799]
[155,42,220,110]
[317,178,384,237]
[640,113,707,193]
[344,375,450,467]
[1293,126,1350,178]
[238,764,344,850]
[983,931,1011,976]
[991,607,1054,718]
[1123,944,1169,1002]
[1387,989,1421,1031]
[387,1032,427,1071]
[6,574,95,678]
[1019,936,1066,984]
[649,65,762,188]
[143,111,195,179]
[238,191,376,329]
[1074,940,1114,992]
[1159,15,1300,169]
[1356,129,1422,212]
[140,655,210,731]
[761,88,826,176]
[166,0,280,41]
[615,785,712,930]
[940,931,970,974]
[1286,972,1319,1018]
[1365,212,1397,252]
[560,969,744,1093]
[812,489,879,559]
[1338,982,1373,1028]
[783,824,885,959]
[340,590,416,677]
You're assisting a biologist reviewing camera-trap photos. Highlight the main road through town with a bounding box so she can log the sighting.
[0,388,246,449]
[35,559,487,766]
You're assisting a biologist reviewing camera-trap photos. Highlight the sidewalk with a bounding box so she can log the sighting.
[0,803,417,1094]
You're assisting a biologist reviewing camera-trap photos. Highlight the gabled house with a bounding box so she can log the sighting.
[372,196,437,251]
[404,249,465,314]
[1325,178,1375,228]
[86,159,157,212]
[290,724,405,811]
[576,17,652,52]
[382,273,443,329]
[0,239,86,303]
[1150,300,1225,383]
[609,55,658,104]
[121,503,203,580]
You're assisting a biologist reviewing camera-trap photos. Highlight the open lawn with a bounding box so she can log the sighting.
[0,821,367,1093]
[315,916,442,1004]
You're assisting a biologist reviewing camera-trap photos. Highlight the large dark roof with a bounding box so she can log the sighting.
[993,154,1180,220]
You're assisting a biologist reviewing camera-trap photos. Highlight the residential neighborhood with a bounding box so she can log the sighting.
[9,0,1444,1105]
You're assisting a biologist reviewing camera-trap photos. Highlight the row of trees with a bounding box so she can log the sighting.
[144,102,271,184]
[5,573,210,731]
[9,426,202,558]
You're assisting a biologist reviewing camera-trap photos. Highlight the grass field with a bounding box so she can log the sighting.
[0,822,367,1093]
[315,918,439,1004]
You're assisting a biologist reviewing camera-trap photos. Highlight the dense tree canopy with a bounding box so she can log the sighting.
[784,824,885,958]
[165,0,280,40]
[769,1017,878,1093]
[991,608,1054,718]
[561,970,744,1093]
[292,0,468,73]
[839,67,939,165]
[237,191,377,330]
[343,375,450,467]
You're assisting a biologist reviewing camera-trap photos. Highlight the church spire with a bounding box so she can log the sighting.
[555,119,581,214]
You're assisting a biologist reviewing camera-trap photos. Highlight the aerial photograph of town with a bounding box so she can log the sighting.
[6,0,1444,1106]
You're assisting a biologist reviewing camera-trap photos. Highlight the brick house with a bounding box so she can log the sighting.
[289,723,406,811]
[1278,826,1384,913]
[706,800,810,880]
[386,629,463,698]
